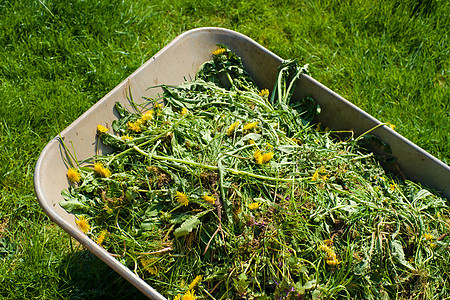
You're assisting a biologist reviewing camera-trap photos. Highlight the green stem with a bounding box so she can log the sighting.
[227,168,294,182]
[355,122,389,141]
[132,146,297,183]
[226,72,234,88]
[58,135,79,168]
[217,155,231,224]
[107,115,187,166]
[239,93,273,111]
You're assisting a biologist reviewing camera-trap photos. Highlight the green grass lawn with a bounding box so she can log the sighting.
[0,0,448,299]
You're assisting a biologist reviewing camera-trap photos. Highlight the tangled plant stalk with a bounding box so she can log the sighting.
[61,46,449,299]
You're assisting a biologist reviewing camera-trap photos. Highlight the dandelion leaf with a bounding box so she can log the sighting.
[412,188,432,203]
[114,102,131,118]
[60,190,90,213]
[294,279,316,295]
[174,215,201,238]
[141,221,158,232]
[99,132,127,150]
[390,240,415,271]
[353,260,370,275]
[201,129,213,143]
[233,273,249,294]
[59,199,89,213]
[235,133,261,147]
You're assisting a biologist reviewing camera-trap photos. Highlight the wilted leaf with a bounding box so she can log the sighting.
[390,240,415,271]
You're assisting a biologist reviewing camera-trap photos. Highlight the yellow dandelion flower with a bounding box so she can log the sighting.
[137,118,145,126]
[233,206,242,215]
[188,275,202,290]
[94,162,111,177]
[326,250,337,260]
[261,152,274,163]
[97,124,109,134]
[147,266,158,275]
[227,121,240,136]
[96,230,107,245]
[248,139,255,145]
[320,244,340,266]
[121,135,132,141]
[140,257,151,267]
[326,258,341,266]
[140,257,159,275]
[175,191,189,206]
[66,167,81,183]
[181,107,188,115]
[100,167,111,178]
[174,295,182,300]
[424,233,433,241]
[248,202,261,210]
[243,121,258,131]
[318,244,332,252]
[312,169,320,181]
[387,122,396,130]
[128,121,141,132]
[291,138,301,144]
[75,215,91,233]
[319,243,339,264]
[94,162,104,175]
[259,88,270,97]
[182,290,197,300]
[324,239,333,246]
[389,184,396,191]
[212,48,226,56]
[254,149,263,164]
[142,110,154,121]
[202,195,216,205]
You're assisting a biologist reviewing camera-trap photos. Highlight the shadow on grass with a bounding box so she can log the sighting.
[57,249,149,300]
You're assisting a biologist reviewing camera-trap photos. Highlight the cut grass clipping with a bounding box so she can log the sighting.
[60,46,449,300]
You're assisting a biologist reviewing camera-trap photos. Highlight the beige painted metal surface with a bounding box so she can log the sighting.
[34,27,450,299]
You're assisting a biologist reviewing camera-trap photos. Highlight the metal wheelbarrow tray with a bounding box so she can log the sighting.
[34,27,450,299]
